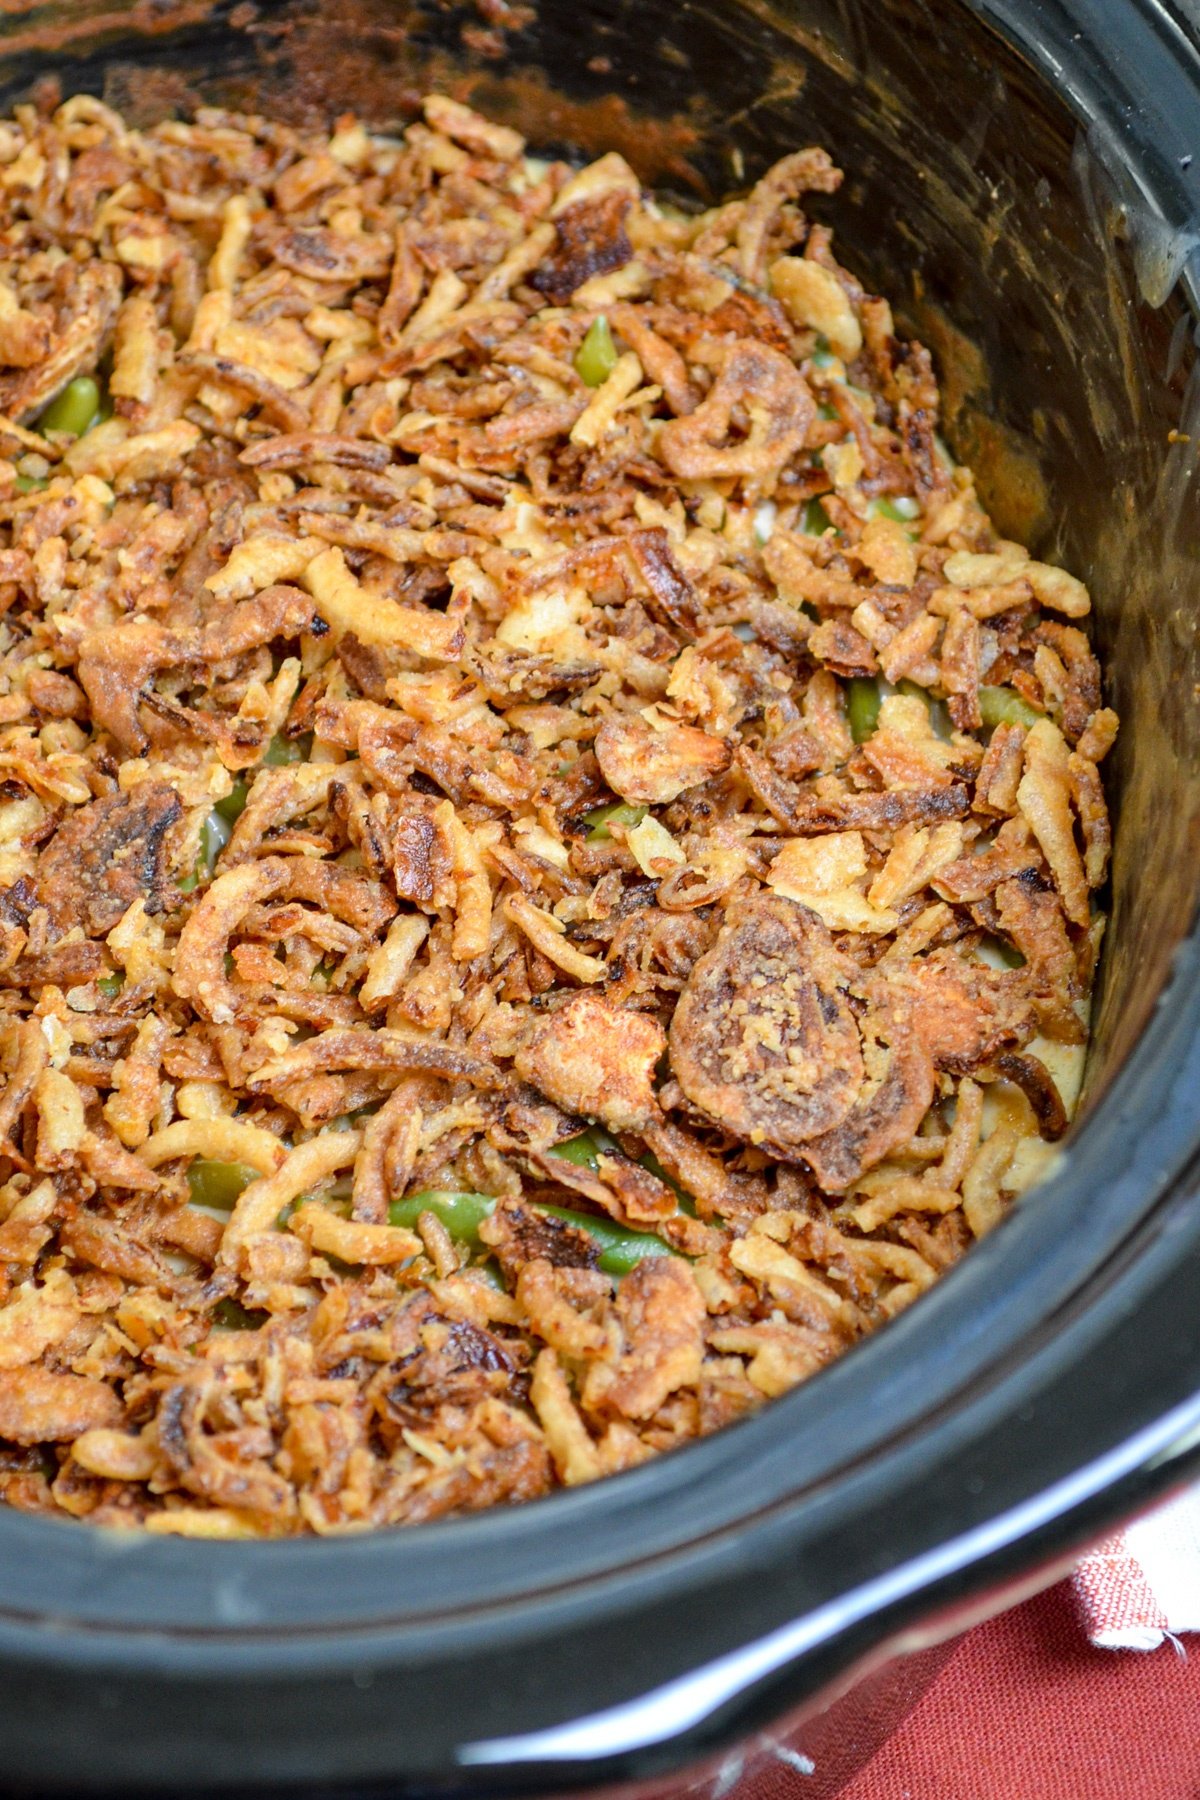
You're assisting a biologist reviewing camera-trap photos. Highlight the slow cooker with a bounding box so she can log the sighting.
[1,0,1199,1793]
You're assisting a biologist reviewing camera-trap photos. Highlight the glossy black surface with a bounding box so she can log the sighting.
[0,0,1198,1792]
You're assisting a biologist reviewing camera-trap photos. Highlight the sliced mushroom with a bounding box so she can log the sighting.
[797,1005,936,1192]
[669,895,864,1156]
[514,989,664,1134]
[595,713,730,806]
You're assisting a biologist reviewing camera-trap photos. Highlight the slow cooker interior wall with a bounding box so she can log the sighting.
[1,0,1195,1110]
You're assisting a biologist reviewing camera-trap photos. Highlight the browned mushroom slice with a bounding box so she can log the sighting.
[668,895,863,1156]
[595,713,731,806]
[514,990,665,1134]
[529,190,633,304]
[879,950,1035,1072]
[798,1005,936,1193]
[77,618,193,752]
[36,783,182,936]
[480,1196,600,1282]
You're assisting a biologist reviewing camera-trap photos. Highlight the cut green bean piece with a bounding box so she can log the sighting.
[187,1159,260,1210]
[263,731,309,767]
[978,686,1041,730]
[214,778,249,824]
[868,495,921,523]
[387,1186,675,1275]
[39,376,102,438]
[212,1297,269,1330]
[583,801,647,842]
[575,315,618,388]
[14,473,48,494]
[96,972,124,1000]
[802,497,833,535]
[984,935,1026,969]
[552,1127,619,1172]
[388,1189,497,1247]
[538,1204,673,1274]
[179,807,230,893]
[847,676,882,743]
[199,808,232,875]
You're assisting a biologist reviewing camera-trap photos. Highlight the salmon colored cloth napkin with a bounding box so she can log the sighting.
[833,1581,1200,1800]
[738,1496,1200,1799]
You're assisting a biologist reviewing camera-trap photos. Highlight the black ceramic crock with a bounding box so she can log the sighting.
[2,1,1200,1794]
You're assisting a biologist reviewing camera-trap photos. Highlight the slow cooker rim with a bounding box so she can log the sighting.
[0,0,1197,1716]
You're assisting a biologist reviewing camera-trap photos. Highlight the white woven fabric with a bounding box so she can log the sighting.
[1074,1486,1200,1650]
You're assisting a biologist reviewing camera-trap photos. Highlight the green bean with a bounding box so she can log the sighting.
[387,1186,675,1275]
[538,1204,673,1275]
[868,495,921,523]
[552,1127,619,1172]
[214,778,249,824]
[39,376,101,439]
[802,497,833,535]
[575,315,618,388]
[978,686,1041,730]
[187,1159,260,1210]
[583,801,647,842]
[179,806,231,893]
[199,807,232,874]
[212,1297,269,1330]
[96,972,124,1000]
[14,473,48,494]
[846,676,882,743]
[262,731,310,767]
[983,935,1026,970]
[388,1188,497,1247]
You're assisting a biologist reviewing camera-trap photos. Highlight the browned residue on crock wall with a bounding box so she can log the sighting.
[904,289,1051,546]
[457,72,707,188]
[251,0,708,188]
[0,0,223,58]
[46,0,705,190]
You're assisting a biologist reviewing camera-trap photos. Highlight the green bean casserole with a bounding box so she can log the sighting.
[0,92,1117,1535]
